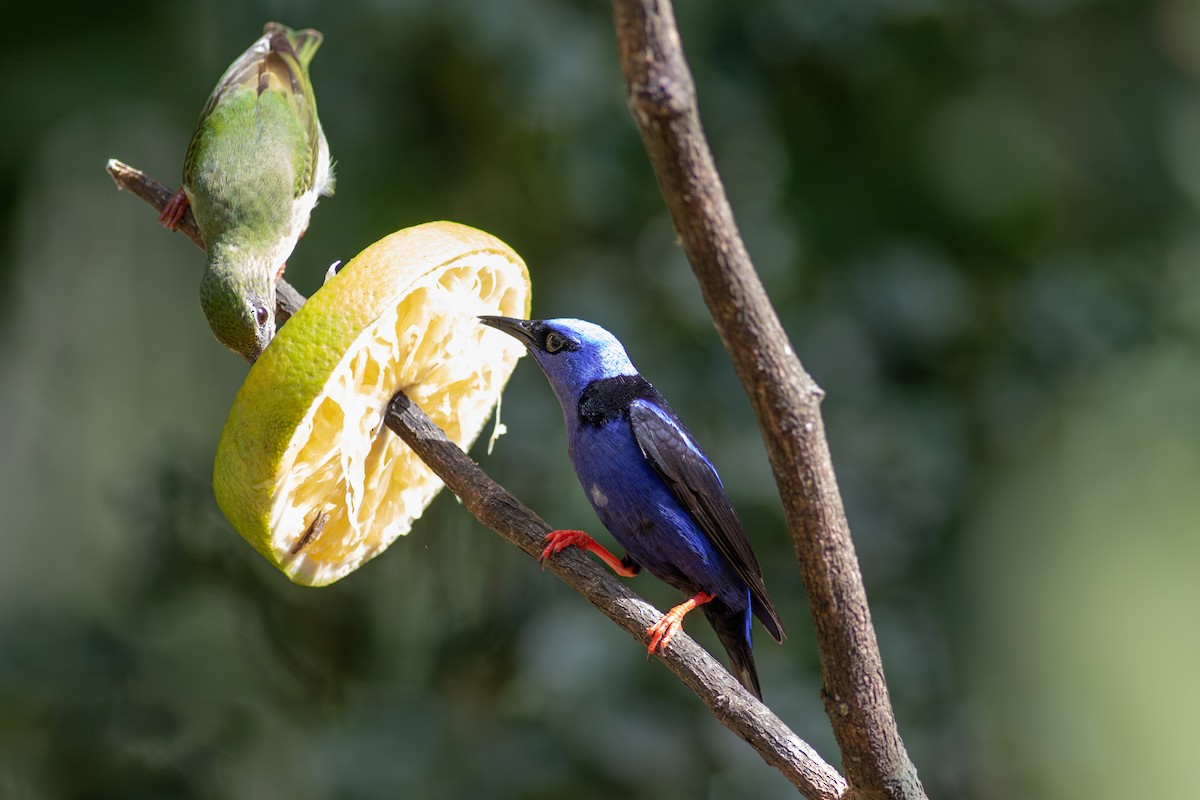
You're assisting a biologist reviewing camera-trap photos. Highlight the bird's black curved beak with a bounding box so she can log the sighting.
[478,316,537,347]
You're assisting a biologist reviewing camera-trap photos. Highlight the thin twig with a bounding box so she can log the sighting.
[290,510,330,555]
[610,2,926,799]
[106,158,848,799]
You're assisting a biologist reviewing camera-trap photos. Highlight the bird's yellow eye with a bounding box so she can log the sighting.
[544,331,566,353]
[255,305,270,327]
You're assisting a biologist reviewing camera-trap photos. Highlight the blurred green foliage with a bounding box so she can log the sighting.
[1,1,1198,797]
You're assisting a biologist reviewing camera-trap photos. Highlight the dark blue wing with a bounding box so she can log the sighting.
[629,399,784,642]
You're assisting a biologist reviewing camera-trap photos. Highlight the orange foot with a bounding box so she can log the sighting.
[275,262,287,281]
[646,591,714,654]
[158,188,189,231]
[541,529,639,578]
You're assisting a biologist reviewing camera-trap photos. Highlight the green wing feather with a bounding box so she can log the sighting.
[183,22,324,199]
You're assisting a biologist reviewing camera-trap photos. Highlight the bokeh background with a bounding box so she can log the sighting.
[2,0,1198,797]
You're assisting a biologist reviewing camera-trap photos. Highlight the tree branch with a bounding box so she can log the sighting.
[106,158,848,799]
[610,3,926,799]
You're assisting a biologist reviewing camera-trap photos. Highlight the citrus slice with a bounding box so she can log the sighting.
[213,221,531,586]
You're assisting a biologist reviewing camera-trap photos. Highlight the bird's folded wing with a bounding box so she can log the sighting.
[265,28,322,199]
[629,399,783,641]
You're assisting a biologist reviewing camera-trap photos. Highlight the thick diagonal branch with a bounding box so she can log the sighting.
[106,158,848,799]
[610,2,925,799]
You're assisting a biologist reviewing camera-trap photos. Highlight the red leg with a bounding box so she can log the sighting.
[275,262,287,281]
[158,188,189,231]
[541,529,638,578]
[646,591,714,654]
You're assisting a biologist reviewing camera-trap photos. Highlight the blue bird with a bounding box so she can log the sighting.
[480,316,785,698]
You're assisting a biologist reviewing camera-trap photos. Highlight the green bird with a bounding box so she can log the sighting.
[160,22,334,362]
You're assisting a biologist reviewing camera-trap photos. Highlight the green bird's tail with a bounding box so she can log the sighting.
[264,22,322,68]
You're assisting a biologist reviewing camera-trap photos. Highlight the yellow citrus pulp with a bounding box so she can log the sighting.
[213,221,531,586]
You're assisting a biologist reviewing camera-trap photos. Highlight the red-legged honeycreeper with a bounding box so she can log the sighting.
[480,317,785,698]
[160,22,334,362]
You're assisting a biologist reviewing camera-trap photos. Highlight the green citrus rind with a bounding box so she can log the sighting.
[213,221,531,586]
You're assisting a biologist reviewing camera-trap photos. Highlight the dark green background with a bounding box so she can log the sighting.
[2,1,1198,797]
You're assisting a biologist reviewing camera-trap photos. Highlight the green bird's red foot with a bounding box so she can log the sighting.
[158,188,189,231]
